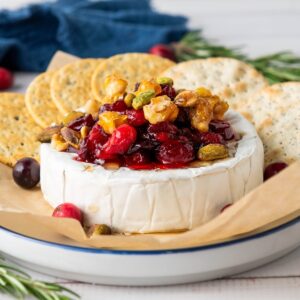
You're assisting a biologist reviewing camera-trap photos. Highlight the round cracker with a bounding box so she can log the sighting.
[0,93,41,166]
[161,57,268,110]
[25,71,62,128]
[51,59,103,114]
[91,53,175,102]
[242,82,300,165]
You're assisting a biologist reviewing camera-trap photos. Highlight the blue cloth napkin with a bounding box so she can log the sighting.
[0,0,187,72]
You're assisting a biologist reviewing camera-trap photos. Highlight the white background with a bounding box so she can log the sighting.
[1,0,300,299]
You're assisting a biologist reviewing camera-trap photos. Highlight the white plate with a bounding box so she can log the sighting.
[1,217,300,286]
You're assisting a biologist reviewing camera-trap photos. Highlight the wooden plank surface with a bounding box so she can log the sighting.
[1,0,300,299]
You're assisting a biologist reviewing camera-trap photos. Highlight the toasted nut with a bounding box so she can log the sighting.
[189,100,213,132]
[51,134,68,151]
[195,87,212,97]
[136,80,162,96]
[124,93,135,108]
[37,125,62,143]
[88,224,112,237]
[103,161,120,170]
[103,75,128,103]
[61,127,81,149]
[81,99,101,116]
[98,111,127,134]
[62,111,84,126]
[132,90,155,110]
[198,144,229,161]
[213,100,229,120]
[80,126,90,139]
[143,95,179,124]
[156,77,173,86]
[175,90,200,107]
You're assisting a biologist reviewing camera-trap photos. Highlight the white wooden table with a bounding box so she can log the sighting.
[2,0,300,299]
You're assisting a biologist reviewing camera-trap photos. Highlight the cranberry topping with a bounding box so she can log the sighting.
[159,85,176,99]
[100,100,127,113]
[68,114,95,131]
[100,124,137,157]
[156,140,195,164]
[264,162,288,181]
[201,132,224,145]
[126,109,147,127]
[148,122,179,136]
[124,150,150,166]
[209,120,235,140]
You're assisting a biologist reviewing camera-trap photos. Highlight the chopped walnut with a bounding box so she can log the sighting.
[51,134,68,151]
[102,75,128,103]
[143,95,179,124]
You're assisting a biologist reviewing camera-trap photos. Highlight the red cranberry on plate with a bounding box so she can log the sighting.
[52,203,83,224]
[0,67,13,90]
[264,162,288,181]
[149,44,176,61]
[12,157,40,189]
[124,150,150,166]
[209,120,235,140]
[99,100,127,113]
[126,109,147,127]
[67,114,95,131]
[201,132,224,145]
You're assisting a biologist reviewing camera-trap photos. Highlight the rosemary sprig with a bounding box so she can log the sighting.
[0,256,79,300]
[175,31,300,83]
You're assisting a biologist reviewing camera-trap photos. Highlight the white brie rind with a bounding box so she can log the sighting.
[40,110,264,233]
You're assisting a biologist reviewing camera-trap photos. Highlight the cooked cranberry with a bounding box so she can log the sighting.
[156,140,195,164]
[149,44,176,61]
[128,140,159,154]
[100,124,137,156]
[155,132,173,143]
[99,100,127,113]
[159,85,176,99]
[125,150,150,166]
[181,128,203,146]
[88,124,109,147]
[175,108,190,127]
[209,120,235,140]
[201,132,224,145]
[68,114,95,131]
[127,163,156,170]
[126,109,147,126]
[148,122,179,136]
[52,203,83,224]
[264,162,288,181]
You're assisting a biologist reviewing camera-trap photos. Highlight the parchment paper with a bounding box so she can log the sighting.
[0,52,299,250]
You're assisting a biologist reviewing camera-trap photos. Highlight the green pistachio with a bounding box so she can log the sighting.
[89,224,112,236]
[132,90,155,110]
[156,77,174,86]
[198,144,229,161]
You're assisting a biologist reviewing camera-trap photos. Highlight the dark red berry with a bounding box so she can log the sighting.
[148,122,179,136]
[264,162,288,181]
[201,132,224,145]
[100,100,127,113]
[52,203,83,224]
[149,44,176,61]
[156,140,195,164]
[100,124,137,156]
[124,150,150,166]
[126,109,147,126]
[13,157,40,189]
[159,85,176,99]
[68,114,95,131]
[209,120,235,140]
[0,67,13,90]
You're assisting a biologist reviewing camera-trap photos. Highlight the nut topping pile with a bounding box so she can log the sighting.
[40,76,238,170]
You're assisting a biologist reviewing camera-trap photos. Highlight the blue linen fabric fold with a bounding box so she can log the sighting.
[0,0,187,71]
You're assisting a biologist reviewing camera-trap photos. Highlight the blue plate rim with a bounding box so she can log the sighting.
[1,216,300,255]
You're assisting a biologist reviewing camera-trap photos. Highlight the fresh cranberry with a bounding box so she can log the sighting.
[125,150,150,166]
[0,67,13,90]
[149,44,176,61]
[126,109,147,126]
[12,158,40,189]
[201,132,224,145]
[100,124,137,157]
[221,203,232,213]
[159,85,176,99]
[156,140,195,164]
[100,100,127,113]
[209,120,235,140]
[264,162,288,181]
[68,114,95,131]
[52,203,83,224]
